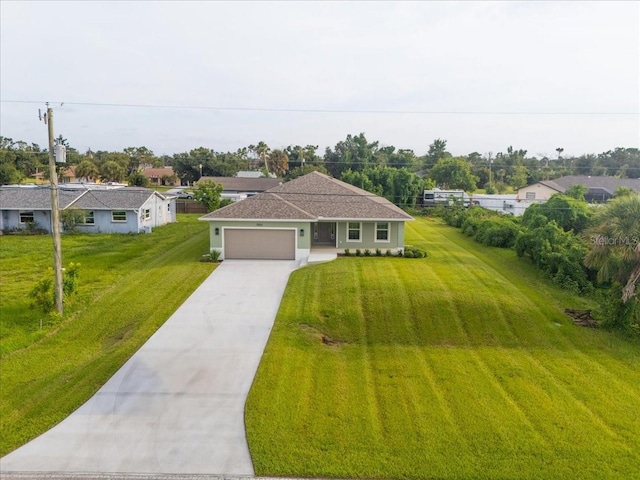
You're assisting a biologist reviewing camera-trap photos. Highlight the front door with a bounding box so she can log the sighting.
[313,222,336,246]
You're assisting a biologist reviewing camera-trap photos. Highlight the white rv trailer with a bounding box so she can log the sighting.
[423,189,471,207]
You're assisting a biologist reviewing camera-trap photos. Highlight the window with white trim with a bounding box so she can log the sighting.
[375,222,390,242]
[144,209,150,219]
[112,211,127,222]
[19,211,34,224]
[82,211,95,225]
[347,222,361,241]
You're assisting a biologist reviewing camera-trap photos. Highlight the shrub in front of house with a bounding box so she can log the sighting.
[355,249,362,257]
[364,248,372,257]
[403,246,428,258]
[344,248,351,256]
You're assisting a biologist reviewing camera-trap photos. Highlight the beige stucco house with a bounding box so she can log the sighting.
[517,176,640,203]
[199,171,414,260]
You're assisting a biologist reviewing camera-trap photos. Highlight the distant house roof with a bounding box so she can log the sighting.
[539,176,640,195]
[236,171,265,178]
[62,165,76,177]
[0,186,167,211]
[197,176,282,192]
[200,171,413,221]
[142,167,176,179]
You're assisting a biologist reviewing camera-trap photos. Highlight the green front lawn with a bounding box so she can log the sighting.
[246,217,640,479]
[0,215,215,456]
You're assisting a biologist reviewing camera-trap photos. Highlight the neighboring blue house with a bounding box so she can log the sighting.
[0,186,176,234]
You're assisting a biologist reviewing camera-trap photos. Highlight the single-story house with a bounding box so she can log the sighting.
[517,175,640,203]
[196,176,282,202]
[141,167,180,186]
[199,171,414,260]
[61,165,77,183]
[0,186,176,234]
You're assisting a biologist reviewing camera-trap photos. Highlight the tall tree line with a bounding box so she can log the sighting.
[1,134,638,206]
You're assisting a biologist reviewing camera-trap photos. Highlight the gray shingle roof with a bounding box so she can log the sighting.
[70,188,158,210]
[201,171,413,221]
[540,176,640,194]
[197,177,283,192]
[0,187,82,210]
[0,186,161,211]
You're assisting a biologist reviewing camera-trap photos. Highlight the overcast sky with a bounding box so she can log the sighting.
[1,1,638,159]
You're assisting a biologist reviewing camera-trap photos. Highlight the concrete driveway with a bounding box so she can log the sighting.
[1,260,296,476]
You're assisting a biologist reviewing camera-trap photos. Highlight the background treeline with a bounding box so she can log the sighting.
[1,134,639,207]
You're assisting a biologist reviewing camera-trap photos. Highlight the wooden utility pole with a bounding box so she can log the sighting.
[45,106,64,315]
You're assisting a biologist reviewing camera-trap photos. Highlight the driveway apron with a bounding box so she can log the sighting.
[1,260,296,475]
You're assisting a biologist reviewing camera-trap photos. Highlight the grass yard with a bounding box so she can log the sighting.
[0,214,215,456]
[246,217,640,480]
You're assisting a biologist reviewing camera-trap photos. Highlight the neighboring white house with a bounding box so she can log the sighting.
[0,186,176,234]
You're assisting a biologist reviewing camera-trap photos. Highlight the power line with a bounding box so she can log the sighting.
[1,99,637,116]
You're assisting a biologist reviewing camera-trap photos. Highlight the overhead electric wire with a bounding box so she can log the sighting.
[1,99,637,116]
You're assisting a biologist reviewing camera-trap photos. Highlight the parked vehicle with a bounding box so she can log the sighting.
[423,189,470,207]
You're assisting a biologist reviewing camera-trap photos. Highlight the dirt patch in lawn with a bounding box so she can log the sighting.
[564,309,597,328]
[299,323,345,347]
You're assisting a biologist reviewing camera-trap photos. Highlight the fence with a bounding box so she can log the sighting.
[176,201,208,214]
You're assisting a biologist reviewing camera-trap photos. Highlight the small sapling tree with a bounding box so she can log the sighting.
[193,180,224,212]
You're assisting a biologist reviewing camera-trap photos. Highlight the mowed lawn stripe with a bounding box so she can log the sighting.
[421,220,640,472]
[422,219,640,472]
[246,217,640,479]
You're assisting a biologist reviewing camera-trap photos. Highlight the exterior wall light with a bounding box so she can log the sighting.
[214,227,220,236]
[300,229,305,237]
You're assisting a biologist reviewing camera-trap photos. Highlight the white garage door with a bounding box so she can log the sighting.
[224,228,295,260]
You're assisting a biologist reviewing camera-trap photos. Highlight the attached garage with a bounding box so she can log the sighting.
[223,228,296,260]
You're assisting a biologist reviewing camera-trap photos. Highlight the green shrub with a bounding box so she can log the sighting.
[62,263,80,297]
[594,286,639,335]
[60,209,86,233]
[515,221,592,294]
[30,263,81,315]
[375,248,382,257]
[475,218,520,248]
[344,248,351,256]
[31,277,54,314]
[385,249,392,256]
[403,246,428,259]
[364,249,372,257]
[355,249,362,257]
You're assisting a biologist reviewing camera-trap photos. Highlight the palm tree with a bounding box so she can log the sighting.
[249,141,271,174]
[268,149,289,177]
[585,194,640,303]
